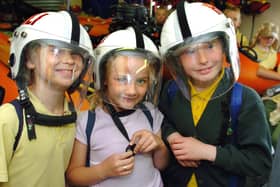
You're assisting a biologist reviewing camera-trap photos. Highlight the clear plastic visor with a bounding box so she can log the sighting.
[100,49,162,111]
[164,32,239,100]
[21,40,94,111]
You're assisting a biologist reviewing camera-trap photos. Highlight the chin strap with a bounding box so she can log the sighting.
[18,88,77,140]
[176,0,192,40]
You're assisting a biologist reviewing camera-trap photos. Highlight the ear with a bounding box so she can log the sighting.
[26,59,36,70]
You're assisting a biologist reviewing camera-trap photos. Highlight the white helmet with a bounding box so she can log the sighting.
[9,10,94,92]
[8,11,95,140]
[94,26,162,107]
[160,1,240,99]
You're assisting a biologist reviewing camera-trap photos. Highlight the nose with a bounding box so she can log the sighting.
[197,48,208,64]
[125,81,137,95]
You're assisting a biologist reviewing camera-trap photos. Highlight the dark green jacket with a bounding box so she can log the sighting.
[159,80,272,187]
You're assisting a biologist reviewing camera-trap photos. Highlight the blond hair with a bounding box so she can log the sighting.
[251,22,279,50]
[223,5,241,15]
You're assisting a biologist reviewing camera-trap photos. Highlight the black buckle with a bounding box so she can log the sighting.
[125,144,136,156]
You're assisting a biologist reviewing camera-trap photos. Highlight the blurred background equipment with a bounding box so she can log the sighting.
[0,0,43,30]
[109,2,161,45]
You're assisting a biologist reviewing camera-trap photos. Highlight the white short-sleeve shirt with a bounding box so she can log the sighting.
[76,103,164,187]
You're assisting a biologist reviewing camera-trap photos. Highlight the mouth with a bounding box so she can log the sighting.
[197,66,212,75]
[122,96,137,102]
[56,68,75,78]
[120,96,139,106]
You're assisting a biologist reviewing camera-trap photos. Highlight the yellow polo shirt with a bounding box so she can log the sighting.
[187,70,224,187]
[236,30,249,47]
[0,89,76,187]
[253,45,278,70]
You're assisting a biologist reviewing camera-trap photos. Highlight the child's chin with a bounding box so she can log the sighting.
[118,103,136,110]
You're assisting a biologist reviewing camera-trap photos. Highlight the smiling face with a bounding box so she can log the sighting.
[26,43,85,92]
[178,38,224,90]
[104,55,149,111]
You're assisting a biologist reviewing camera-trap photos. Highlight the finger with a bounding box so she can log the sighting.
[122,161,134,171]
[130,131,143,145]
[139,141,155,153]
[133,134,147,153]
[120,151,134,159]
[120,153,135,165]
[178,160,185,166]
[173,148,186,157]
[135,136,154,153]
[180,160,199,168]
[187,160,200,167]
[119,167,133,176]
[189,161,199,168]
[170,142,184,150]
[119,159,134,176]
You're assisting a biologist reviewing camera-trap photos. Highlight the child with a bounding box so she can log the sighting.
[66,26,168,187]
[223,5,249,47]
[154,5,169,43]
[155,6,169,27]
[0,11,94,187]
[159,1,272,187]
[251,22,280,80]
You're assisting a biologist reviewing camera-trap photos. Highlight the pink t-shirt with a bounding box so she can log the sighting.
[76,102,164,187]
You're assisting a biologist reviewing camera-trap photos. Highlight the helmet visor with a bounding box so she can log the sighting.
[20,40,94,111]
[164,32,240,100]
[99,48,162,111]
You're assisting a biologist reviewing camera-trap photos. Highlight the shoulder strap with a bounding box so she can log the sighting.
[0,86,5,105]
[85,110,96,167]
[138,103,153,130]
[10,99,24,152]
[230,82,243,144]
[240,34,243,47]
[84,104,154,167]
[229,83,243,187]
[167,80,178,105]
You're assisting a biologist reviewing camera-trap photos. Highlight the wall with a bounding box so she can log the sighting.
[240,0,280,47]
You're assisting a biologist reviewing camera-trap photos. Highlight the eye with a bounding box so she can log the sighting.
[184,47,196,55]
[136,78,148,86]
[71,53,83,62]
[206,42,215,49]
[115,75,129,84]
[48,46,59,54]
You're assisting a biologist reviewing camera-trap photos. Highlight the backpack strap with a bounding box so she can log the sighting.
[230,82,243,144]
[85,110,96,167]
[84,104,154,167]
[167,80,178,105]
[229,82,243,187]
[10,99,24,152]
[0,86,5,105]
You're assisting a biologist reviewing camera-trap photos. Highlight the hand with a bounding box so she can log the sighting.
[130,129,164,154]
[178,160,200,168]
[167,132,183,143]
[169,136,216,162]
[101,151,134,178]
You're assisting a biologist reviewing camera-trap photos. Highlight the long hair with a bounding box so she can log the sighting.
[251,22,279,50]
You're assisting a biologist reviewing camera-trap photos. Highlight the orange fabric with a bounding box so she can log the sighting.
[78,16,111,36]
[0,62,18,103]
[0,32,10,66]
[238,52,280,94]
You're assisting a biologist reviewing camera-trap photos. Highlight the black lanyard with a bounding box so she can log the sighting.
[104,102,136,154]
[104,102,131,142]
